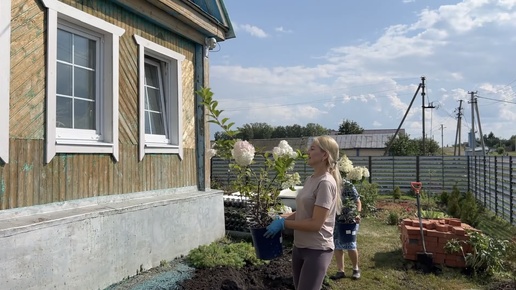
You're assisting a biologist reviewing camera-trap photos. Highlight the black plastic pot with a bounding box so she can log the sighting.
[250,227,283,260]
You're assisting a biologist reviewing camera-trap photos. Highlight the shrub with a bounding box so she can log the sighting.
[392,186,401,201]
[445,231,510,277]
[437,191,449,206]
[420,210,448,219]
[356,180,378,216]
[387,211,399,225]
[186,239,264,269]
[459,191,482,227]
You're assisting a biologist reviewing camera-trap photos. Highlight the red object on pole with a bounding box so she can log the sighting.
[411,182,422,194]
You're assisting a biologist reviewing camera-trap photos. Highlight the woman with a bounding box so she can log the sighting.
[265,136,342,290]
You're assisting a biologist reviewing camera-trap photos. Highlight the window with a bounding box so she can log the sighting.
[41,0,125,163]
[0,0,10,163]
[134,35,185,160]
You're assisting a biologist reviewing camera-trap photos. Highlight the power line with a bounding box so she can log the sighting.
[476,95,516,105]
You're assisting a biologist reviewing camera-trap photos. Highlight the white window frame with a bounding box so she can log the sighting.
[134,35,185,161]
[0,0,11,163]
[41,0,125,163]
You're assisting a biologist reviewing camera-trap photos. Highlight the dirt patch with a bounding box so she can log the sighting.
[178,248,296,290]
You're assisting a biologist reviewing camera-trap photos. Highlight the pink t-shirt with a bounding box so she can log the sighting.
[294,172,337,250]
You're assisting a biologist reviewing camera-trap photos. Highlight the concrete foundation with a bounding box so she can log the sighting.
[0,187,224,290]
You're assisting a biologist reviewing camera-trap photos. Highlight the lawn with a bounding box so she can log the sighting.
[324,196,516,290]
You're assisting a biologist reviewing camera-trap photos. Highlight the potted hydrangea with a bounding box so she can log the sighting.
[335,155,370,243]
[198,88,304,259]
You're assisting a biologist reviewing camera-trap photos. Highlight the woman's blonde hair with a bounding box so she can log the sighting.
[312,136,342,214]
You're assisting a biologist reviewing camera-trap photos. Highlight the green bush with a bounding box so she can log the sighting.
[459,191,482,227]
[437,191,449,206]
[356,180,378,216]
[186,239,264,269]
[445,231,510,277]
[392,186,401,201]
[420,210,448,219]
[447,185,461,217]
[387,211,399,225]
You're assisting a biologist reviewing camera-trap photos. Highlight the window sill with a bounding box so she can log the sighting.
[144,143,181,155]
[56,141,114,154]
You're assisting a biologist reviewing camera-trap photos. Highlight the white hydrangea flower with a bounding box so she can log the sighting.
[273,140,297,160]
[360,166,370,178]
[347,167,363,181]
[337,155,353,174]
[231,140,255,166]
[281,172,301,189]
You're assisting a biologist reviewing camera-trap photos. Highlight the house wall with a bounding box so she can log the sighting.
[0,0,228,288]
[0,187,225,290]
[2,0,200,210]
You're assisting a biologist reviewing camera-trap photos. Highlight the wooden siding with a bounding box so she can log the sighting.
[0,139,197,210]
[3,0,205,209]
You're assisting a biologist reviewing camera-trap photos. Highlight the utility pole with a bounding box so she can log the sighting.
[421,77,435,156]
[474,99,486,155]
[469,91,476,155]
[440,124,445,156]
[454,100,463,156]
[468,91,486,156]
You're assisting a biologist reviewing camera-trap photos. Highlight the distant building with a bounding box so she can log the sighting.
[218,129,404,157]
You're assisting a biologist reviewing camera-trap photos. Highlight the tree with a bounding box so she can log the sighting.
[386,134,440,156]
[237,123,254,140]
[338,119,364,134]
[385,133,418,156]
[483,132,500,149]
[414,137,440,156]
[285,124,303,137]
[271,125,288,138]
[303,123,329,137]
[214,131,232,141]
[250,122,274,139]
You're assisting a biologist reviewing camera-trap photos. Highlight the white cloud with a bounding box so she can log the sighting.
[235,24,268,38]
[211,1,516,144]
[275,26,293,33]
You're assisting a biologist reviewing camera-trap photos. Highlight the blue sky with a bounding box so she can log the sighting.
[208,0,516,146]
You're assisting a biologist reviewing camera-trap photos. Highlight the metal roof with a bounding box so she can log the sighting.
[308,134,394,149]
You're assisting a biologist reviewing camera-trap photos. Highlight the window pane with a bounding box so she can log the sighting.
[145,87,161,111]
[57,29,72,63]
[56,96,72,128]
[57,63,72,96]
[74,67,95,100]
[149,112,165,135]
[145,112,151,134]
[74,35,96,68]
[144,63,159,88]
[74,99,96,130]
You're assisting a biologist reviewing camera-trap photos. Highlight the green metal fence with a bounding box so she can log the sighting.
[211,155,515,225]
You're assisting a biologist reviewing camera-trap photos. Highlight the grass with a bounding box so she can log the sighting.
[324,198,516,290]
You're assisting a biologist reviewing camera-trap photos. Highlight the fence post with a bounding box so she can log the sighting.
[510,156,514,225]
[467,156,471,195]
[416,156,420,182]
[368,156,372,184]
[494,156,498,216]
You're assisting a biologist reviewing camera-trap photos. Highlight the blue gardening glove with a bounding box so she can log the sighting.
[264,217,285,238]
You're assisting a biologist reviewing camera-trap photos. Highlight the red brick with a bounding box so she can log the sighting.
[436,223,449,232]
[427,229,452,238]
[447,218,462,226]
[404,243,424,254]
[402,219,413,226]
[424,236,438,244]
[433,253,446,264]
[405,225,422,235]
[424,221,436,230]
[452,226,466,236]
